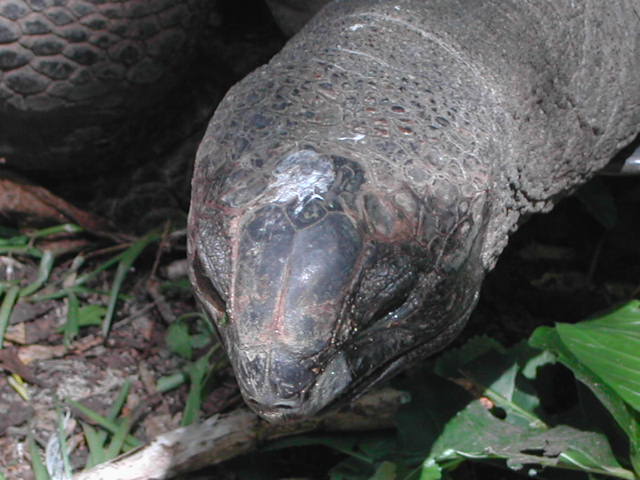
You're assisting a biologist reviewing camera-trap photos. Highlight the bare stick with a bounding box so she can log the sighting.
[73,388,406,480]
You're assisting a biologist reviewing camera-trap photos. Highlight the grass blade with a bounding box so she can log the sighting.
[20,250,55,297]
[67,398,142,450]
[28,434,50,480]
[102,233,160,337]
[0,285,19,348]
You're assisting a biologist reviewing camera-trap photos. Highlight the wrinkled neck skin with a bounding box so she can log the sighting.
[188,0,640,421]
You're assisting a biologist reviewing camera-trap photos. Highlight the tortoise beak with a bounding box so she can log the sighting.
[219,202,363,420]
[232,345,352,421]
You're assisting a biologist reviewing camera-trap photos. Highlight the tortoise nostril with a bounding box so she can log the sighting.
[273,401,297,410]
[246,395,302,412]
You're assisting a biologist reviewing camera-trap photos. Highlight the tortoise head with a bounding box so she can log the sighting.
[189,146,489,422]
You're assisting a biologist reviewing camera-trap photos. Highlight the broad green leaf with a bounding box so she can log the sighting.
[428,400,524,461]
[436,341,544,430]
[530,325,640,445]
[584,301,640,328]
[522,349,556,380]
[427,401,633,479]
[553,302,640,412]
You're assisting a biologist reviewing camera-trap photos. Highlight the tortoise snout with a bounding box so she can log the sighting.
[245,392,307,422]
[234,348,318,420]
[230,343,353,421]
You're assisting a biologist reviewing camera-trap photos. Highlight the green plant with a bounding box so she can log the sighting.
[161,313,227,426]
[262,301,640,480]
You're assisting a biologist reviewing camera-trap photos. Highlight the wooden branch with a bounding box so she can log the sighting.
[73,388,406,480]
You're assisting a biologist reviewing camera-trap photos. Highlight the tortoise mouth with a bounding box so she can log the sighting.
[233,345,352,422]
[316,291,482,416]
[312,322,458,417]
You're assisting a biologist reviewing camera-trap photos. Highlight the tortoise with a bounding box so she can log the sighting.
[187,0,640,422]
[2,0,640,423]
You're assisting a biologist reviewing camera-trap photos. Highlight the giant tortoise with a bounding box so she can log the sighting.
[1,0,639,423]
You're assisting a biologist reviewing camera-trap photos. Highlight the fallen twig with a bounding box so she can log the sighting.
[73,388,406,480]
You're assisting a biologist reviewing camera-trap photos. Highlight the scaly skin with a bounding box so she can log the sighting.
[0,0,208,170]
[189,0,640,422]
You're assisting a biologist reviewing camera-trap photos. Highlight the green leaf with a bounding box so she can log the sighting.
[521,349,556,380]
[77,304,107,327]
[436,340,545,430]
[166,321,193,360]
[369,461,396,480]
[418,337,636,479]
[419,460,442,480]
[555,302,640,412]
[60,302,105,344]
[530,325,640,445]
[427,400,633,479]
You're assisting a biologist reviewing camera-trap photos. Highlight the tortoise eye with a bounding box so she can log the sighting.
[192,254,226,317]
[368,287,412,326]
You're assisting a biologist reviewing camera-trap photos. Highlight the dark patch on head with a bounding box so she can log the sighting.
[286,197,327,228]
